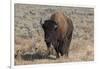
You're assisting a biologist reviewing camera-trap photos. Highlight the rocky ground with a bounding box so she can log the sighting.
[14,4,94,65]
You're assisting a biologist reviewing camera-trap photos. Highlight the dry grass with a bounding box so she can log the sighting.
[15,38,94,65]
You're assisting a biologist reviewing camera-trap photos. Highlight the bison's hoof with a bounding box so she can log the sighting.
[56,55,60,58]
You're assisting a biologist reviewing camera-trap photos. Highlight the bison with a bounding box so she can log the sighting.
[40,12,74,58]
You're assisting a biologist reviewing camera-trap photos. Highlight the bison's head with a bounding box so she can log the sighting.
[40,19,58,44]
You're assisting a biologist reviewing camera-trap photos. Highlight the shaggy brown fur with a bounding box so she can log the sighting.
[41,12,74,58]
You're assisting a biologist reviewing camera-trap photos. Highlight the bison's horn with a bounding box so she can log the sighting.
[40,18,43,25]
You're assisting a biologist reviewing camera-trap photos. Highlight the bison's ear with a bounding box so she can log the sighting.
[54,25,58,30]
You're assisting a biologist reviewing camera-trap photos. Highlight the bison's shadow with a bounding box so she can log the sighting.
[21,52,56,61]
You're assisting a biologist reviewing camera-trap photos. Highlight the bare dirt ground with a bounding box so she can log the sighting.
[14,4,94,65]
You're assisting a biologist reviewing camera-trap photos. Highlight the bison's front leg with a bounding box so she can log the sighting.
[54,47,60,58]
[46,42,51,56]
[53,41,60,58]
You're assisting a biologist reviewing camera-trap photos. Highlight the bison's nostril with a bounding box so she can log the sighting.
[35,48,37,50]
[45,39,47,41]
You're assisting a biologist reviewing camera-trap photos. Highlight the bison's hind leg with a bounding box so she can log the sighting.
[65,32,73,57]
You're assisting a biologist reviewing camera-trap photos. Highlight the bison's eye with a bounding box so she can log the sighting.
[54,25,58,30]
